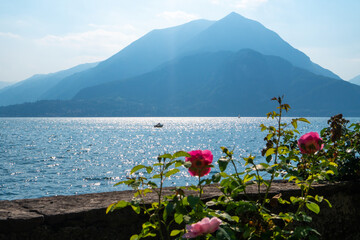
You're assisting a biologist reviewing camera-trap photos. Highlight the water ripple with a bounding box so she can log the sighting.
[0,117,358,200]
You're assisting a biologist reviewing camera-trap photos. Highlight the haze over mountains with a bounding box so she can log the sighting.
[1,12,359,117]
[350,75,360,86]
[0,62,98,106]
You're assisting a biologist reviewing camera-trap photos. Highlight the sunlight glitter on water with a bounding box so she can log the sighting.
[1,117,358,200]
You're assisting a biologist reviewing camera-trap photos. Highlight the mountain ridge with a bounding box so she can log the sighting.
[1,49,358,117]
[39,12,340,101]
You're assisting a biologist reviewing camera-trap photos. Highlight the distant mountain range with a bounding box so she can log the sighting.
[350,75,360,85]
[0,12,359,117]
[0,62,98,106]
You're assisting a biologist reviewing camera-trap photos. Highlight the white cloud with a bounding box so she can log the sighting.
[36,29,138,54]
[158,11,200,21]
[0,32,21,39]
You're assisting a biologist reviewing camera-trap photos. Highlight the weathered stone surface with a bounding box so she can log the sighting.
[0,200,44,233]
[0,181,359,239]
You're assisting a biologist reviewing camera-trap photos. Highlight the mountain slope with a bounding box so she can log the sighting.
[40,12,339,101]
[71,49,360,116]
[41,19,214,100]
[350,75,360,85]
[180,12,339,79]
[1,49,359,117]
[0,81,10,90]
[0,62,98,106]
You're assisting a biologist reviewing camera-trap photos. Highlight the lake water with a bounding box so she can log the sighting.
[1,117,358,200]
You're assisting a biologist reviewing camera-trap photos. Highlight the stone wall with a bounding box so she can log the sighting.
[0,181,359,240]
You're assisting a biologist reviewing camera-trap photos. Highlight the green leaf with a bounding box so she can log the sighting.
[163,202,175,221]
[175,161,183,167]
[145,166,153,174]
[187,196,200,208]
[324,198,332,208]
[147,181,157,188]
[243,174,254,183]
[220,172,230,178]
[106,203,115,214]
[259,163,270,168]
[130,234,139,240]
[106,200,129,214]
[165,168,180,177]
[231,216,239,223]
[265,148,276,157]
[306,202,320,214]
[131,205,141,214]
[221,147,230,155]
[114,179,135,186]
[291,119,298,129]
[152,174,161,179]
[174,212,183,224]
[290,196,302,204]
[314,195,323,203]
[173,151,191,159]
[212,173,221,183]
[130,165,147,174]
[298,118,311,124]
[158,153,172,159]
[142,222,156,229]
[218,157,230,172]
[153,163,163,166]
[170,229,182,237]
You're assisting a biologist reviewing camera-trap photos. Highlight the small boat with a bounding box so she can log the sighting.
[154,123,163,128]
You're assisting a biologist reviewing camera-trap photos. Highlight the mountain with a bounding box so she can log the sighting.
[41,19,214,100]
[39,12,339,101]
[179,12,339,79]
[350,75,360,85]
[73,49,360,116]
[2,49,359,117]
[0,81,11,90]
[0,62,98,106]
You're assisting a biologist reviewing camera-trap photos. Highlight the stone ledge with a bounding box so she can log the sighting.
[0,181,359,240]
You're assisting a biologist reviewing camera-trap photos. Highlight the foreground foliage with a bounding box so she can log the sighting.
[107,97,360,240]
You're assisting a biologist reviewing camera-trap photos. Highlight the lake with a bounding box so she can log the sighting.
[1,117,358,200]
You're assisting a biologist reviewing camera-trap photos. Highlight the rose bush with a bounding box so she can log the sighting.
[107,97,358,240]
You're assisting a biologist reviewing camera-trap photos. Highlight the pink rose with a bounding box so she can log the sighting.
[298,132,324,154]
[186,150,213,177]
[183,217,221,239]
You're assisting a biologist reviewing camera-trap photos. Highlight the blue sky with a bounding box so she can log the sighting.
[0,0,359,83]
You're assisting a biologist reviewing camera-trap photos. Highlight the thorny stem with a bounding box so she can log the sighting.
[262,103,283,209]
[157,159,166,240]
[252,163,262,199]
[296,156,315,214]
[198,176,202,199]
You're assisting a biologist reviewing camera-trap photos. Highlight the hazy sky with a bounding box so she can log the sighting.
[1,0,359,83]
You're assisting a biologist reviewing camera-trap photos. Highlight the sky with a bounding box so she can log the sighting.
[0,0,359,83]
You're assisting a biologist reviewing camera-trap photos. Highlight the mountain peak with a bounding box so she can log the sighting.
[226,12,245,18]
